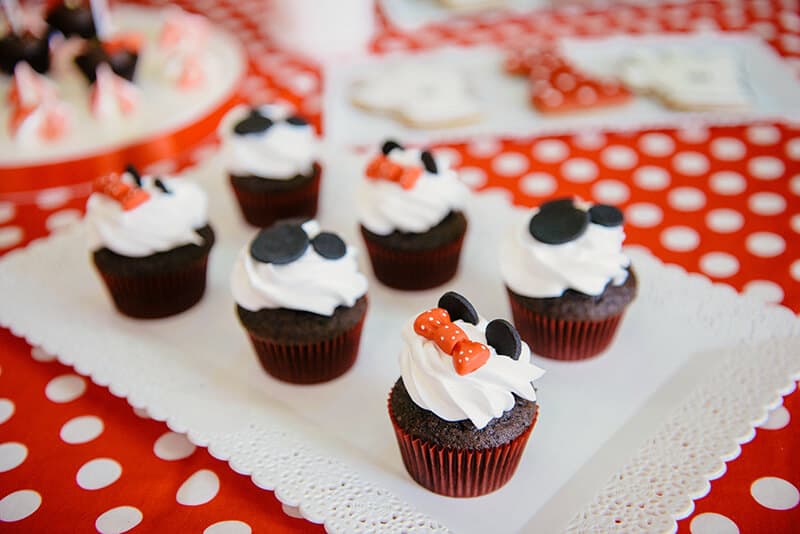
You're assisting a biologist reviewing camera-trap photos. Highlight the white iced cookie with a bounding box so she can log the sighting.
[351,63,482,128]
[619,49,750,111]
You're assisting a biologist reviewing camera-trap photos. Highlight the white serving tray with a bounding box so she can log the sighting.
[1,149,798,533]
[323,34,800,147]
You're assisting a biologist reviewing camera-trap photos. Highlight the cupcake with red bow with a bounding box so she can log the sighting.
[231,219,368,384]
[389,291,545,497]
[220,105,320,227]
[358,140,469,290]
[501,198,637,360]
[86,165,215,318]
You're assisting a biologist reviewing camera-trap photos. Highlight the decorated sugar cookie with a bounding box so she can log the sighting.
[351,63,482,128]
[618,49,750,111]
[505,44,633,114]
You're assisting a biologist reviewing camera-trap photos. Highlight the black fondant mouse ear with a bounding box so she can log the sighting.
[589,204,624,227]
[528,199,590,245]
[485,319,522,360]
[250,223,309,265]
[421,150,437,174]
[311,232,346,260]
[154,178,171,194]
[233,109,273,135]
[539,197,574,212]
[286,115,308,126]
[437,291,479,325]
[124,164,142,187]
[381,139,402,155]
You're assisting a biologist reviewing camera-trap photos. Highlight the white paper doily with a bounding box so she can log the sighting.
[323,34,800,147]
[0,149,798,533]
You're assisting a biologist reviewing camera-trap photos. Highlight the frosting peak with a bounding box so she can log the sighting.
[220,104,317,179]
[86,170,209,257]
[501,199,631,298]
[231,220,368,316]
[400,317,544,430]
[358,142,468,235]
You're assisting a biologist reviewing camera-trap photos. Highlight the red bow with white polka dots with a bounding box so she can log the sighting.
[365,155,422,190]
[93,173,150,211]
[414,308,490,375]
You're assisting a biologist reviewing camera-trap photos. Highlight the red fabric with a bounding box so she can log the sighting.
[1,0,798,532]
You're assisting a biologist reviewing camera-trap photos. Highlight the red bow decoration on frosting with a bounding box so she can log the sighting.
[366,155,422,190]
[93,173,150,211]
[414,308,490,375]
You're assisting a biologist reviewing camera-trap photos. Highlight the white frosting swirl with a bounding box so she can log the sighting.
[231,220,368,316]
[219,104,317,179]
[86,173,209,257]
[357,148,468,235]
[400,316,545,430]
[501,206,631,298]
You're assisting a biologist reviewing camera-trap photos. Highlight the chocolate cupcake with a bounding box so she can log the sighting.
[501,198,637,360]
[358,140,469,290]
[389,291,545,497]
[220,105,320,227]
[0,31,51,74]
[85,166,215,319]
[231,220,368,384]
[46,2,97,39]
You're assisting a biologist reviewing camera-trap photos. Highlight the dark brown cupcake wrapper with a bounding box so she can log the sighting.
[361,230,465,291]
[388,391,538,497]
[229,165,321,227]
[95,254,210,319]
[245,310,366,384]
[508,291,624,360]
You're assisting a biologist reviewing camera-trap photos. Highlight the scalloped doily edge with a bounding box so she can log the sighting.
[2,189,799,534]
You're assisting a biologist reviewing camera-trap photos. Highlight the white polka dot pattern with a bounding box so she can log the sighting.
[0,490,42,522]
[45,374,87,403]
[95,506,143,534]
[76,458,122,490]
[154,432,196,461]
[0,442,28,473]
[60,415,104,445]
[177,470,220,506]
[750,477,800,510]
[689,512,740,534]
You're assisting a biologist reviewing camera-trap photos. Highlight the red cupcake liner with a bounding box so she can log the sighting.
[508,291,624,361]
[361,230,465,290]
[245,311,366,384]
[229,164,321,227]
[95,254,210,319]
[388,395,538,497]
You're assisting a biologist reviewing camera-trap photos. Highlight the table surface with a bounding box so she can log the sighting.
[1,0,798,533]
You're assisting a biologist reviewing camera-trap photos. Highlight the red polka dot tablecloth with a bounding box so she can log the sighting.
[1,0,799,532]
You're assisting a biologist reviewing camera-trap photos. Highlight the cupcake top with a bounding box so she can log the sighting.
[501,197,631,298]
[85,166,208,257]
[400,292,545,429]
[219,104,317,179]
[357,140,468,236]
[231,220,368,316]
